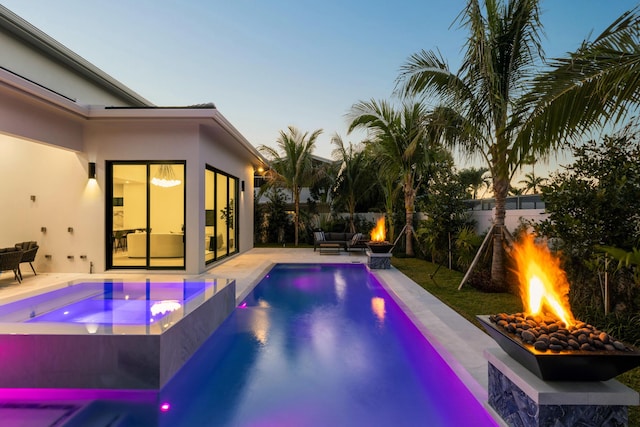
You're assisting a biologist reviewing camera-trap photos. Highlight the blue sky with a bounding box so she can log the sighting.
[2,0,639,164]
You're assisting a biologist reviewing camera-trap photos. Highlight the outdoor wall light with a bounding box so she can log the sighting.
[68,227,74,233]
[30,195,36,202]
[88,162,96,180]
[41,227,47,233]
[241,180,245,192]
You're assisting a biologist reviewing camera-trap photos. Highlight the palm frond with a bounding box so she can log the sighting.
[518,6,640,150]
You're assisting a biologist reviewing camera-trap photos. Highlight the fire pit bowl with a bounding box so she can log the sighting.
[366,242,394,253]
[477,315,640,381]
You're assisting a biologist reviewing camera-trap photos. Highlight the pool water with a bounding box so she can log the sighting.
[153,264,497,426]
[21,281,208,326]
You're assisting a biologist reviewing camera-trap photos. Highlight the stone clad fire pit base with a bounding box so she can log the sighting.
[485,348,639,427]
[366,251,392,269]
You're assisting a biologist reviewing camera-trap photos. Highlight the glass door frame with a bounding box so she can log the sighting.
[205,165,239,264]
[106,160,186,270]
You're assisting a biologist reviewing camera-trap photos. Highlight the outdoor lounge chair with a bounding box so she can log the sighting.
[347,233,369,251]
[15,241,38,280]
[0,247,24,283]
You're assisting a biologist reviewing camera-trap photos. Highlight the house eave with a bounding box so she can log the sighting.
[0,66,88,118]
[88,106,268,167]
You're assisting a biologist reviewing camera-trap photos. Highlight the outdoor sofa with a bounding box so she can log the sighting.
[313,231,369,252]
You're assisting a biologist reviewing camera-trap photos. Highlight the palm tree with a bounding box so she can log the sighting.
[459,166,490,199]
[259,126,322,246]
[348,99,442,256]
[308,159,339,229]
[397,1,640,289]
[331,135,373,233]
[518,171,546,194]
[509,185,525,196]
[397,0,546,288]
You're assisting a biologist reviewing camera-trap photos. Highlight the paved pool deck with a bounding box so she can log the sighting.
[0,247,503,425]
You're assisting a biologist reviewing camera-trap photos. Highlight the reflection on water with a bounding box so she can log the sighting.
[371,296,386,324]
[153,264,497,427]
[334,269,347,301]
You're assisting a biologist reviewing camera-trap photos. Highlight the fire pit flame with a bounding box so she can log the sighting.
[370,217,386,242]
[478,232,640,381]
[367,218,394,253]
[513,233,574,328]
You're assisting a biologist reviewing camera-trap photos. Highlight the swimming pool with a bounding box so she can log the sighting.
[0,265,497,426]
[0,278,235,389]
[152,264,497,426]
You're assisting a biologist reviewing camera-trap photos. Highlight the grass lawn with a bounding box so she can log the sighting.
[391,256,640,425]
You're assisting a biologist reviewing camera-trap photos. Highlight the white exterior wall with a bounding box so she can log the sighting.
[0,134,96,274]
[470,209,549,235]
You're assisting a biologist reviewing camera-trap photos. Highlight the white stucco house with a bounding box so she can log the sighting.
[0,5,267,276]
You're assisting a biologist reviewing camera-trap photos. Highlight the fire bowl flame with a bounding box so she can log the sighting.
[366,242,394,253]
[477,314,640,381]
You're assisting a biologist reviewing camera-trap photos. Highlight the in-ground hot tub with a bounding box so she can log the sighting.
[0,278,235,390]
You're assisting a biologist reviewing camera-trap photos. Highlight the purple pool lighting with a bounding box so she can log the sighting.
[154,264,498,426]
[0,278,235,390]
[0,266,497,426]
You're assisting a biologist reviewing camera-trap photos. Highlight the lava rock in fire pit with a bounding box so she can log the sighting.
[489,312,630,354]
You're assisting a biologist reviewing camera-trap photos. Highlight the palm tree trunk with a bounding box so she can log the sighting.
[405,209,414,256]
[492,177,508,290]
[348,195,356,233]
[404,184,416,257]
[294,188,300,246]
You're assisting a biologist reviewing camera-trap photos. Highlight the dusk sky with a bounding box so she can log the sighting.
[2,0,639,167]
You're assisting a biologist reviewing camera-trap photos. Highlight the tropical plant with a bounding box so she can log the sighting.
[508,186,525,196]
[309,158,339,214]
[536,128,640,315]
[348,99,445,256]
[331,135,374,233]
[455,226,483,271]
[397,0,640,289]
[518,171,546,194]
[259,126,322,246]
[519,7,640,147]
[458,166,490,199]
[262,187,292,244]
[415,162,474,267]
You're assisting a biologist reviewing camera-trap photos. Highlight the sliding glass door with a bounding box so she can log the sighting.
[108,161,185,269]
[205,166,238,264]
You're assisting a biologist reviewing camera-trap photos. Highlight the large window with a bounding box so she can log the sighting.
[205,166,238,264]
[107,161,185,269]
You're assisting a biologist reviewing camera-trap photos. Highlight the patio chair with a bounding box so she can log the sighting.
[0,247,24,283]
[347,233,369,252]
[15,241,38,280]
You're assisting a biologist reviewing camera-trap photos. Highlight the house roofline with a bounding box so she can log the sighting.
[1,68,267,167]
[88,106,268,167]
[0,5,153,107]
